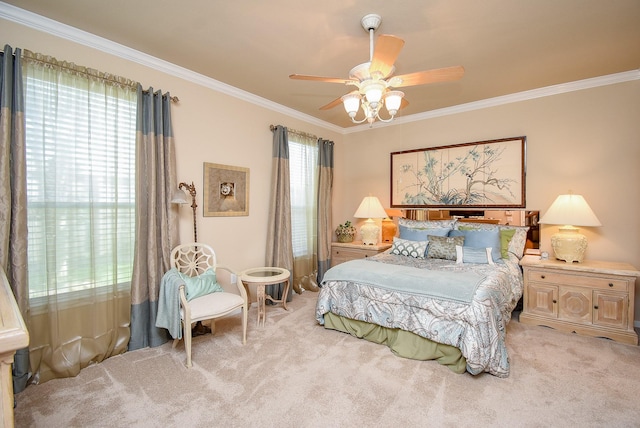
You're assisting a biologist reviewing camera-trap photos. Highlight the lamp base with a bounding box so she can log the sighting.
[381,218,397,242]
[360,219,380,245]
[551,226,587,263]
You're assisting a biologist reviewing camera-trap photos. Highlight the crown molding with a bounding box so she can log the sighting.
[0,2,343,134]
[343,69,640,133]
[2,2,638,136]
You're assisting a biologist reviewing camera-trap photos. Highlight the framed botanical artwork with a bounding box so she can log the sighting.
[203,162,250,216]
[390,136,526,209]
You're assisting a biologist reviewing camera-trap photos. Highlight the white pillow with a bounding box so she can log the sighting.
[455,245,495,265]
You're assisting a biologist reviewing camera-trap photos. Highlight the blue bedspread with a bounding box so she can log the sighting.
[322,259,484,303]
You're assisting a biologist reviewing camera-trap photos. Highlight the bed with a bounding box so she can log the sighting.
[315,218,529,378]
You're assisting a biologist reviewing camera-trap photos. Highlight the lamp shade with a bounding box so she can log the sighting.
[364,82,385,105]
[341,93,361,117]
[384,91,404,115]
[353,196,388,219]
[171,188,190,204]
[539,194,601,227]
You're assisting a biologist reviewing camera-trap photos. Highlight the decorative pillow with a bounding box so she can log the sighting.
[426,235,464,261]
[456,245,495,265]
[457,224,529,259]
[449,229,501,262]
[177,269,223,301]
[390,237,428,258]
[499,229,517,259]
[399,225,451,241]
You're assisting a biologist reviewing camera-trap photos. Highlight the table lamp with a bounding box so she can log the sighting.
[382,208,404,242]
[353,196,388,245]
[539,193,601,263]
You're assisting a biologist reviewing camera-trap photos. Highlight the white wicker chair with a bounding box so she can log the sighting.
[170,243,247,368]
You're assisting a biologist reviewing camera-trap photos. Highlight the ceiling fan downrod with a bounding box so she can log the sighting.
[361,13,382,61]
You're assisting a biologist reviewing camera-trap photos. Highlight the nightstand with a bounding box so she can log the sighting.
[519,255,638,345]
[330,241,392,267]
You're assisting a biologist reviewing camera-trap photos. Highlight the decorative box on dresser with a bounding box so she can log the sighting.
[330,242,392,267]
[519,255,638,345]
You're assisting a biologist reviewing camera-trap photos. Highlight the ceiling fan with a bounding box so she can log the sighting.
[290,13,465,125]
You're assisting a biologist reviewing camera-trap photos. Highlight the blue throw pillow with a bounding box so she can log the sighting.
[177,269,223,301]
[449,229,501,262]
[399,225,451,241]
[455,245,495,265]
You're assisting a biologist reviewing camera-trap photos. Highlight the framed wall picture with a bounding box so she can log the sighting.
[391,136,526,209]
[203,162,250,216]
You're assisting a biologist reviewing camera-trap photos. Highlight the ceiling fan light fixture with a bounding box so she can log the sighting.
[341,93,362,117]
[290,13,463,127]
[384,91,404,115]
[363,81,385,107]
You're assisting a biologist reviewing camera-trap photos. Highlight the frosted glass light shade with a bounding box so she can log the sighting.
[341,93,361,117]
[539,194,601,263]
[364,84,384,105]
[171,188,190,204]
[384,91,404,115]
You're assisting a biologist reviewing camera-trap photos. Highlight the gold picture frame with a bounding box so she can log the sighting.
[203,162,250,216]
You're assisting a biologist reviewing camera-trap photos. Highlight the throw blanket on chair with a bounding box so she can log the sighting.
[156,268,184,339]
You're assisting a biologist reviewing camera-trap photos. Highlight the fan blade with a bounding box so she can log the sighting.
[369,35,405,78]
[388,66,465,88]
[289,74,354,84]
[320,91,358,110]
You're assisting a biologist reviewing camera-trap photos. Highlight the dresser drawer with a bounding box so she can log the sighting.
[330,242,391,267]
[332,247,378,260]
[526,269,629,292]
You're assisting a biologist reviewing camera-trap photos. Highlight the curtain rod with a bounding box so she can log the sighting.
[142,90,179,103]
[269,124,317,140]
[12,49,179,103]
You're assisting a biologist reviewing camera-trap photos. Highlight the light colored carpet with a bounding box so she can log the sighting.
[14,291,640,427]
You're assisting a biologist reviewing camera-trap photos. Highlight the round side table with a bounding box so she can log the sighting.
[240,267,290,327]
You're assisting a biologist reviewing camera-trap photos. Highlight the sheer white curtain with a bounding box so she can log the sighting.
[22,50,137,383]
[288,132,319,292]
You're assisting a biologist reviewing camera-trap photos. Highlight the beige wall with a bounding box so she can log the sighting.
[339,81,640,322]
[0,18,343,274]
[3,17,640,324]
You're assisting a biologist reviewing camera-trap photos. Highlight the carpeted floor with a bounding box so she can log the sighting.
[14,290,640,427]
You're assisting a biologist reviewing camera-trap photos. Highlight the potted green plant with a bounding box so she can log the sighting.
[335,220,356,243]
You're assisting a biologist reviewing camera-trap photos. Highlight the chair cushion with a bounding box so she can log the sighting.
[177,269,223,301]
[186,291,245,321]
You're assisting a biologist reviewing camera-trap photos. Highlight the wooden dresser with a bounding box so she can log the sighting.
[330,241,392,267]
[519,255,638,345]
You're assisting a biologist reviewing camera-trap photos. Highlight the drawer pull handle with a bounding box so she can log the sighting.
[364,255,369,258]
[608,283,614,287]
[540,275,546,279]
[552,299,557,304]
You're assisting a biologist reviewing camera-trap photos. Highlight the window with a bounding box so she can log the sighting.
[288,134,318,258]
[23,63,137,299]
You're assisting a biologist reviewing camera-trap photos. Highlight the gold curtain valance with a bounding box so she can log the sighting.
[21,49,179,102]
